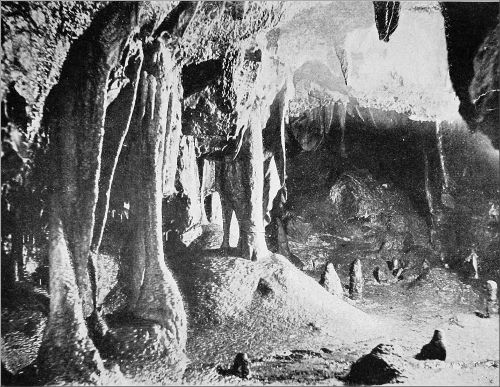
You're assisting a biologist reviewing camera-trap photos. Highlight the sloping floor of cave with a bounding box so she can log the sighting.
[174,125,498,385]
[76,224,498,386]
[103,126,498,384]
[3,121,499,386]
[2,118,499,386]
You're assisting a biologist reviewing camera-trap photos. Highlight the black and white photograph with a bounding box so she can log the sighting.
[1,1,498,385]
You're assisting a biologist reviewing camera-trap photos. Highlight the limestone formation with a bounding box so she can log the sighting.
[485,280,498,316]
[319,262,344,297]
[391,257,400,273]
[349,259,363,300]
[373,266,388,284]
[343,344,407,385]
[415,329,446,361]
[231,352,252,379]
[464,249,479,279]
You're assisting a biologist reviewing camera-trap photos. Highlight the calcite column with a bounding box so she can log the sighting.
[242,110,269,261]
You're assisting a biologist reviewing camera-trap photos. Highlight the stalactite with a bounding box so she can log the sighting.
[339,102,347,160]
[436,121,449,189]
[200,159,217,223]
[435,120,455,209]
[175,135,203,244]
[91,44,143,255]
[162,81,183,197]
[423,148,439,247]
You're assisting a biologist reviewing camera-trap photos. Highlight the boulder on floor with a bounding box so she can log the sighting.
[343,343,408,385]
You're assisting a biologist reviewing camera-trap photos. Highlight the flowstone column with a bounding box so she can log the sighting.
[242,110,269,261]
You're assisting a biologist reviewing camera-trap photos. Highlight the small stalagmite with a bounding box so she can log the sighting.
[486,280,498,316]
[391,257,400,275]
[464,249,479,279]
[349,259,363,300]
[231,352,251,379]
[373,266,388,284]
[415,329,446,361]
[319,262,344,297]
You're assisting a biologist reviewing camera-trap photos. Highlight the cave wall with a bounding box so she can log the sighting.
[1,2,108,143]
[440,2,499,140]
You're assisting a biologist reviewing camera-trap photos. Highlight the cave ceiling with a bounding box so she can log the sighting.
[275,1,459,122]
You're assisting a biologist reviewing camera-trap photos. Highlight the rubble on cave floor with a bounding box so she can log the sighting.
[175,224,499,386]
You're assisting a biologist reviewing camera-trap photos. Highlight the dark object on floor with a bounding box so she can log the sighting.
[373,266,388,284]
[341,343,407,385]
[475,310,490,318]
[230,352,251,379]
[415,329,446,361]
[349,258,363,300]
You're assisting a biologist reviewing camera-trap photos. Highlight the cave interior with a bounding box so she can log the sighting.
[1,1,499,386]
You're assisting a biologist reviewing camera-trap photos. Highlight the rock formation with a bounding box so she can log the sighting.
[485,280,498,316]
[1,1,498,384]
[343,343,407,385]
[349,258,364,300]
[319,262,344,297]
[415,329,447,361]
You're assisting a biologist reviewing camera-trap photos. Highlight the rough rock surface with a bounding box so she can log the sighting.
[343,343,408,385]
[1,285,49,374]
[469,24,499,149]
[99,316,187,384]
[319,262,344,297]
[168,243,379,340]
[1,2,107,137]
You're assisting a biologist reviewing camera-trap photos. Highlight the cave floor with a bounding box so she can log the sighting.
[179,224,499,386]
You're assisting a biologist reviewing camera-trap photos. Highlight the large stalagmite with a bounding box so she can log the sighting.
[36,3,144,382]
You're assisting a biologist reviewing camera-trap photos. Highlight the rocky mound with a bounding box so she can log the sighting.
[168,249,379,339]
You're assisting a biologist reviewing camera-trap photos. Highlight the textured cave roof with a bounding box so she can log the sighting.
[275,1,460,122]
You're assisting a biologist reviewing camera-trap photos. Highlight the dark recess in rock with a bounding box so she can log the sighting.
[182,59,224,98]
